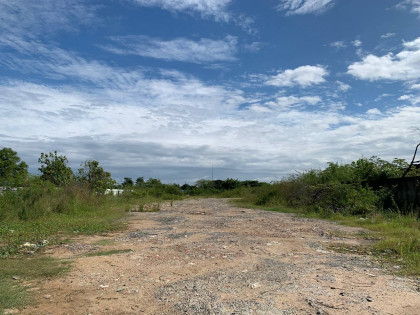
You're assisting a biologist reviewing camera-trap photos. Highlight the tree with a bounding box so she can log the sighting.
[222,178,241,190]
[78,160,115,193]
[145,178,162,187]
[122,177,134,188]
[0,147,28,187]
[135,177,145,187]
[38,151,73,186]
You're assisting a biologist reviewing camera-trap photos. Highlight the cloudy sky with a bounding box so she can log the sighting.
[1,0,420,184]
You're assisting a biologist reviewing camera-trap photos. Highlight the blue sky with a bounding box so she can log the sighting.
[1,0,420,184]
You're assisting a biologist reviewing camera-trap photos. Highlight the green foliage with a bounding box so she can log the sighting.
[0,277,27,311]
[145,177,162,187]
[241,156,417,217]
[122,177,134,188]
[0,148,28,187]
[0,178,98,222]
[84,249,132,257]
[180,179,265,196]
[78,160,116,194]
[0,257,71,312]
[38,151,73,186]
[135,176,145,187]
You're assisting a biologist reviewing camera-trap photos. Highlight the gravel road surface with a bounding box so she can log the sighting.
[18,198,420,315]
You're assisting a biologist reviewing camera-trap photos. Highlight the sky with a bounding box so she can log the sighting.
[1,0,420,184]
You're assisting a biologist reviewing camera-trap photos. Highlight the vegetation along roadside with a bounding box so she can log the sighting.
[0,148,184,313]
[230,155,420,276]
[1,146,419,312]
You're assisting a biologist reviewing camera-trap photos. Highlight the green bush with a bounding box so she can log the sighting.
[239,156,416,216]
[0,178,102,221]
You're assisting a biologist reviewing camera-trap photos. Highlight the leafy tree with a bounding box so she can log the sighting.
[38,151,73,186]
[195,179,213,189]
[222,178,241,190]
[0,147,28,187]
[145,178,162,187]
[78,160,115,193]
[122,177,134,188]
[135,176,145,187]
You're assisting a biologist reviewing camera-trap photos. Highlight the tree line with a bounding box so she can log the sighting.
[1,148,114,194]
[0,148,264,195]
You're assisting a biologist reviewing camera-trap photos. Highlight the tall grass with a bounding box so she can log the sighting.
[0,178,186,257]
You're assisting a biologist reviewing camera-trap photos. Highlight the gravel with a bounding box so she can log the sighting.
[156,259,292,314]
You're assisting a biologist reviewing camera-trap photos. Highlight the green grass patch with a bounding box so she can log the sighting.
[0,278,27,312]
[83,249,133,257]
[0,257,71,279]
[0,257,70,313]
[0,205,127,257]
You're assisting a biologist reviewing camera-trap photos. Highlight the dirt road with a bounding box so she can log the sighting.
[20,199,419,314]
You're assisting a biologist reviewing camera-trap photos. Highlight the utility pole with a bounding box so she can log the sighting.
[211,165,213,181]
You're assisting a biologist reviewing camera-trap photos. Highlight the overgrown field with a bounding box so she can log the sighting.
[1,153,419,312]
[226,157,420,275]
[0,179,183,313]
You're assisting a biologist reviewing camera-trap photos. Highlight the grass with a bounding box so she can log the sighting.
[0,278,27,312]
[0,184,180,313]
[234,199,420,276]
[84,249,133,257]
[83,249,133,257]
[0,257,71,313]
[0,204,127,257]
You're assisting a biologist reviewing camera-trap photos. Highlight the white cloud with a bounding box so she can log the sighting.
[128,0,256,32]
[397,94,420,104]
[2,78,420,183]
[330,41,347,49]
[265,65,328,87]
[0,0,98,38]
[397,0,420,16]
[265,95,322,110]
[348,37,420,81]
[0,36,246,114]
[232,14,257,35]
[410,83,420,89]
[128,0,232,21]
[243,42,263,53]
[248,104,272,113]
[366,108,382,115]
[101,35,237,63]
[398,95,412,100]
[277,0,335,15]
[410,96,420,104]
[352,39,362,47]
[381,33,396,39]
[375,93,392,102]
[336,81,351,91]
[0,38,146,89]
[1,3,419,182]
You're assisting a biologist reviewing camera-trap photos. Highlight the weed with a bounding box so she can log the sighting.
[0,278,27,312]
[92,239,116,246]
[0,257,70,313]
[83,249,133,257]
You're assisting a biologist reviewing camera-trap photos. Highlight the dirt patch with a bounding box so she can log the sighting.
[15,198,420,314]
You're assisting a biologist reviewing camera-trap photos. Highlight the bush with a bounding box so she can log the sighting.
[240,156,415,216]
[0,178,101,221]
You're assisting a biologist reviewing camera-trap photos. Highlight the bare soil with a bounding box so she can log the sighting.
[15,198,420,314]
